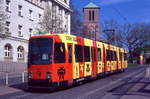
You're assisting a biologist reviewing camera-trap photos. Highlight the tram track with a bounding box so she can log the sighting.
[0,65,148,99]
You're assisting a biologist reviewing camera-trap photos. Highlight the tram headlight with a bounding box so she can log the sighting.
[28,71,32,78]
[47,71,52,79]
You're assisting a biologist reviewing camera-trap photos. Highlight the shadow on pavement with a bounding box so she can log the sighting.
[107,76,150,98]
[9,83,28,91]
[9,82,73,94]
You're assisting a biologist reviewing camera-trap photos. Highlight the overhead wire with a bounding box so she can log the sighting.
[91,0,130,24]
[110,5,130,24]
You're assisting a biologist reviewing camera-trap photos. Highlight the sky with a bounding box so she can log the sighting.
[71,0,150,24]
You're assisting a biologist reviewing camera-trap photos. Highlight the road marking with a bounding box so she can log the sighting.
[120,94,150,99]
[144,84,150,90]
[128,71,144,83]
[145,67,150,78]
[129,83,145,92]
[77,69,145,99]
[11,93,32,99]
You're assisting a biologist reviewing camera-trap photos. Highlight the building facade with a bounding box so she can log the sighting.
[0,0,71,72]
[83,2,100,41]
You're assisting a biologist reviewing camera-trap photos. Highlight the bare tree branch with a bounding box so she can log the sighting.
[0,2,9,38]
[37,4,65,34]
[102,20,150,63]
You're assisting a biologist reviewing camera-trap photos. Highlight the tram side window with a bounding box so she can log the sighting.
[119,52,122,61]
[68,45,72,63]
[110,51,113,61]
[124,53,127,60]
[111,51,115,61]
[84,46,90,62]
[112,51,115,61]
[106,50,111,61]
[54,43,66,63]
[114,51,117,61]
[75,45,83,62]
[98,48,101,61]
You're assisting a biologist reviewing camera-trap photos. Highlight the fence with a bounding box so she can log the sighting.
[0,61,27,85]
[0,71,27,86]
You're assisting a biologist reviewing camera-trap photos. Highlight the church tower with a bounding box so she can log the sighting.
[83,2,100,41]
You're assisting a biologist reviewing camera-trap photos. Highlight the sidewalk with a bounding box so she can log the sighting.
[0,73,28,96]
[0,86,21,96]
[0,74,27,96]
[120,68,150,99]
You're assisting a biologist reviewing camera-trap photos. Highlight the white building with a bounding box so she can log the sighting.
[0,0,71,66]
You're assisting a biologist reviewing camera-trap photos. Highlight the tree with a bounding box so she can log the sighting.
[70,0,83,36]
[121,23,150,63]
[102,19,123,47]
[37,4,65,34]
[102,19,150,63]
[0,1,7,35]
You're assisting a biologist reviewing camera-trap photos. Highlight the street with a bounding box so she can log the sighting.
[0,65,150,99]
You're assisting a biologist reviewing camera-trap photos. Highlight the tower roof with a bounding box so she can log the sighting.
[84,2,100,9]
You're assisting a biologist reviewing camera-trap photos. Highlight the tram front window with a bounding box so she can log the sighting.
[28,38,53,65]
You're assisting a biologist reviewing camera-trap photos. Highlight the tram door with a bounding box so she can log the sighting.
[119,51,123,70]
[91,47,97,77]
[103,44,107,73]
[67,44,73,83]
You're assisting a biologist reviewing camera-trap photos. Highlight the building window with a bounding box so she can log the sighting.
[89,10,91,21]
[18,25,23,37]
[5,21,10,34]
[92,10,95,21]
[64,0,67,3]
[29,28,33,37]
[65,12,68,32]
[52,4,56,11]
[18,5,23,17]
[59,8,62,16]
[29,9,33,20]
[52,4,56,17]
[52,4,56,28]
[17,46,24,60]
[38,14,41,19]
[6,0,11,12]
[4,44,12,58]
